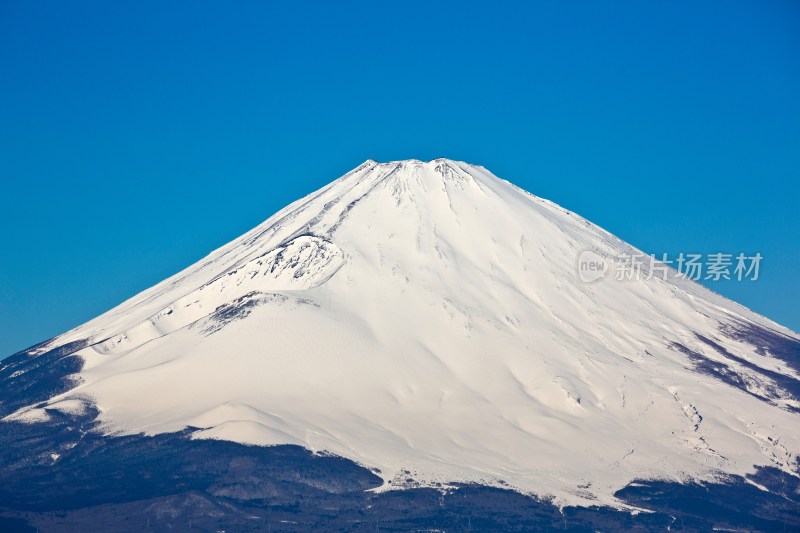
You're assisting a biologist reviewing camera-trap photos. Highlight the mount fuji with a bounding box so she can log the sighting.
[2,159,799,531]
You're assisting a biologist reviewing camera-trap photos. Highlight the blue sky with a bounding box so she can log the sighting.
[1,1,798,356]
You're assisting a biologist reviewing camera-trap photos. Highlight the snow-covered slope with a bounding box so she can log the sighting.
[6,159,800,507]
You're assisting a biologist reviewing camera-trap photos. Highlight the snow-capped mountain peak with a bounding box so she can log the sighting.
[5,159,799,507]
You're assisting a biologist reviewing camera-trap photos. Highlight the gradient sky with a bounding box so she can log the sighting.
[1,1,799,356]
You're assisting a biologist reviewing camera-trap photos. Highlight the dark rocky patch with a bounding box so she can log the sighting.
[670,341,752,393]
[722,321,800,375]
[0,339,88,419]
[616,468,800,532]
[202,292,286,334]
[670,332,800,413]
[696,333,800,409]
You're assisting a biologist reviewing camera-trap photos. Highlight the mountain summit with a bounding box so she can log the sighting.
[3,159,799,509]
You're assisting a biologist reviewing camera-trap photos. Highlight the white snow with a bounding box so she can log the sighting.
[8,159,800,507]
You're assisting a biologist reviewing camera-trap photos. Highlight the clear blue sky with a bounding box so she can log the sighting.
[1,1,798,356]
